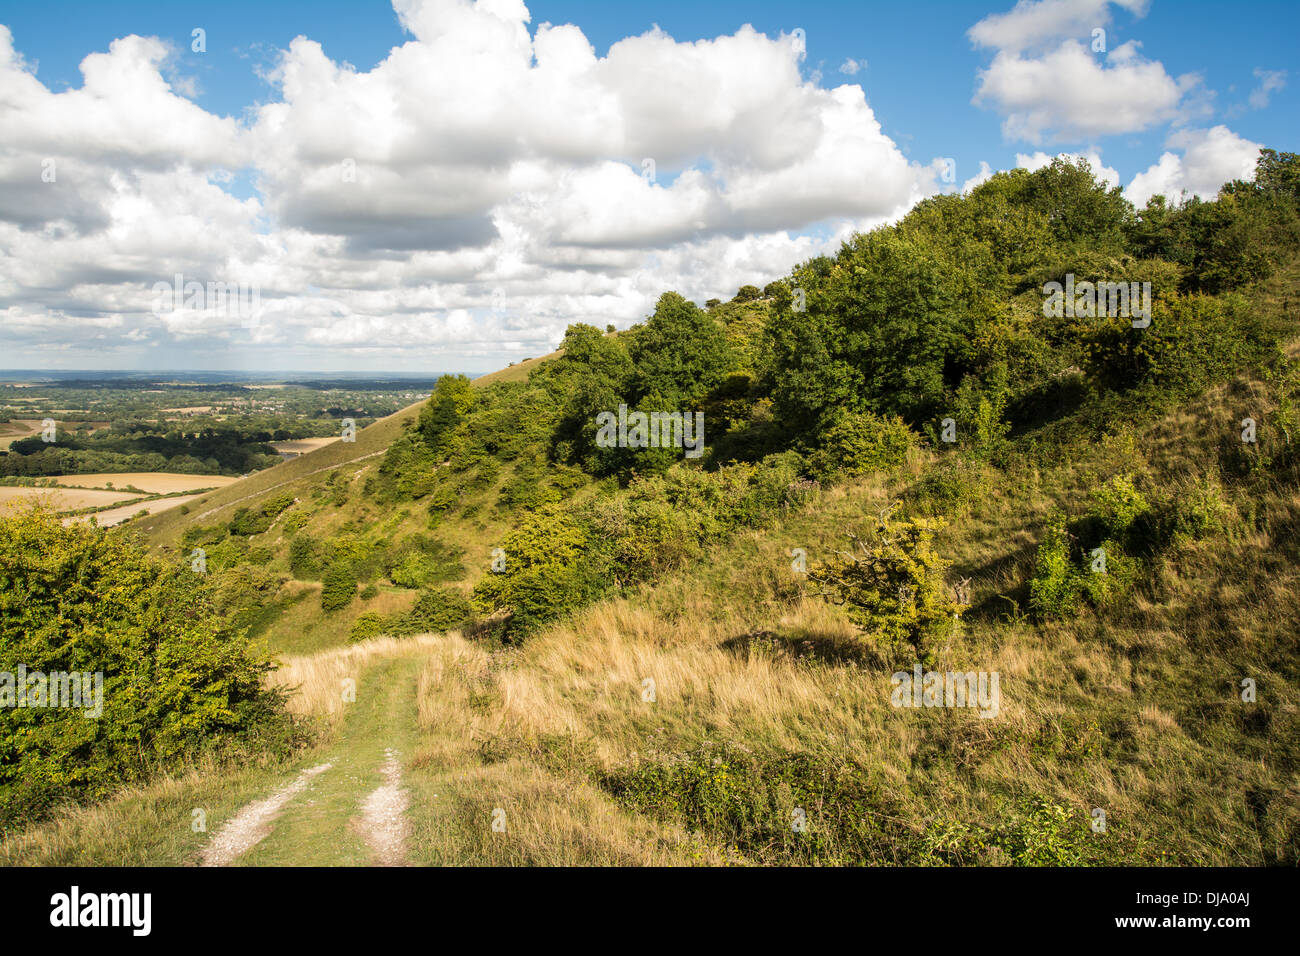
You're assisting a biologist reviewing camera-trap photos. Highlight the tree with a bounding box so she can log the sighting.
[628,292,733,408]
[417,374,476,456]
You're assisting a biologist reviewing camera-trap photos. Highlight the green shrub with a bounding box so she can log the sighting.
[1160,472,1233,543]
[227,492,295,536]
[600,744,1122,865]
[349,612,388,643]
[288,535,320,579]
[406,588,473,633]
[809,511,966,663]
[320,561,357,612]
[807,411,915,482]
[473,506,604,636]
[1028,511,1083,619]
[281,508,311,536]
[1082,294,1262,396]
[903,457,990,517]
[0,509,296,828]
[1029,509,1139,618]
[1088,473,1150,539]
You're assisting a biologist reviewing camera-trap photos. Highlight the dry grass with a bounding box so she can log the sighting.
[270,632,451,721]
[405,633,729,865]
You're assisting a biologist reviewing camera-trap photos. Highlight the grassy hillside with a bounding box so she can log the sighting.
[6,154,1299,865]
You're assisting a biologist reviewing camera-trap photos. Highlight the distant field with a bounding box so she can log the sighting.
[68,492,210,527]
[0,419,44,449]
[48,472,239,494]
[0,419,111,449]
[0,486,139,513]
[271,437,340,455]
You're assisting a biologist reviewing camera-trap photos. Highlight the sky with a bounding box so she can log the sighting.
[0,0,1295,373]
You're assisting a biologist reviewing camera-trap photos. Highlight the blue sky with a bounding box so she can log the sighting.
[0,0,1295,372]
[7,0,1294,192]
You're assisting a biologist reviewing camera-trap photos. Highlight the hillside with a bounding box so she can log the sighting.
[5,154,1300,866]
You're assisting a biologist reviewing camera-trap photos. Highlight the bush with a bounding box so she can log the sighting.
[1028,508,1139,619]
[473,506,604,636]
[288,535,320,579]
[320,561,357,612]
[406,588,473,633]
[1028,511,1082,619]
[1087,473,1150,540]
[349,612,388,643]
[1081,294,1261,397]
[0,509,295,828]
[806,411,915,482]
[809,511,966,662]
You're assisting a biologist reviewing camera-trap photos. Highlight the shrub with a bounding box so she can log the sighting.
[806,411,915,482]
[903,457,990,518]
[1087,473,1150,540]
[406,587,473,633]
[349,612,388,643]
[281,508,311,536]
[0,509,295,828]
[1082,294,1261,397]
[473,506,604,636]
[288,535,320,579]
[1028,511,1082,619]
[809,510,966,662]
[228,492,296,536]
[320,561,357,612]
[1029,509,1139,618]
[1159,472,1233,543]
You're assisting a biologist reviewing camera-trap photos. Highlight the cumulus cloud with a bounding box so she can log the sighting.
[969,0,1204,143]
[0,2,941,369]
[1126,125,1262,206]
[969,0,1148,54]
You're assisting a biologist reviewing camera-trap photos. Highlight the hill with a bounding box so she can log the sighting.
[5,153,1300,865]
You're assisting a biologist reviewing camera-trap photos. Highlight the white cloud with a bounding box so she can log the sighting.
[969,0,1203,144]
[1126,125,1262,206]
[0,1,939,369]
[1248,68,1287,109]
[838,57,867,75]
[969,0,1148,54]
